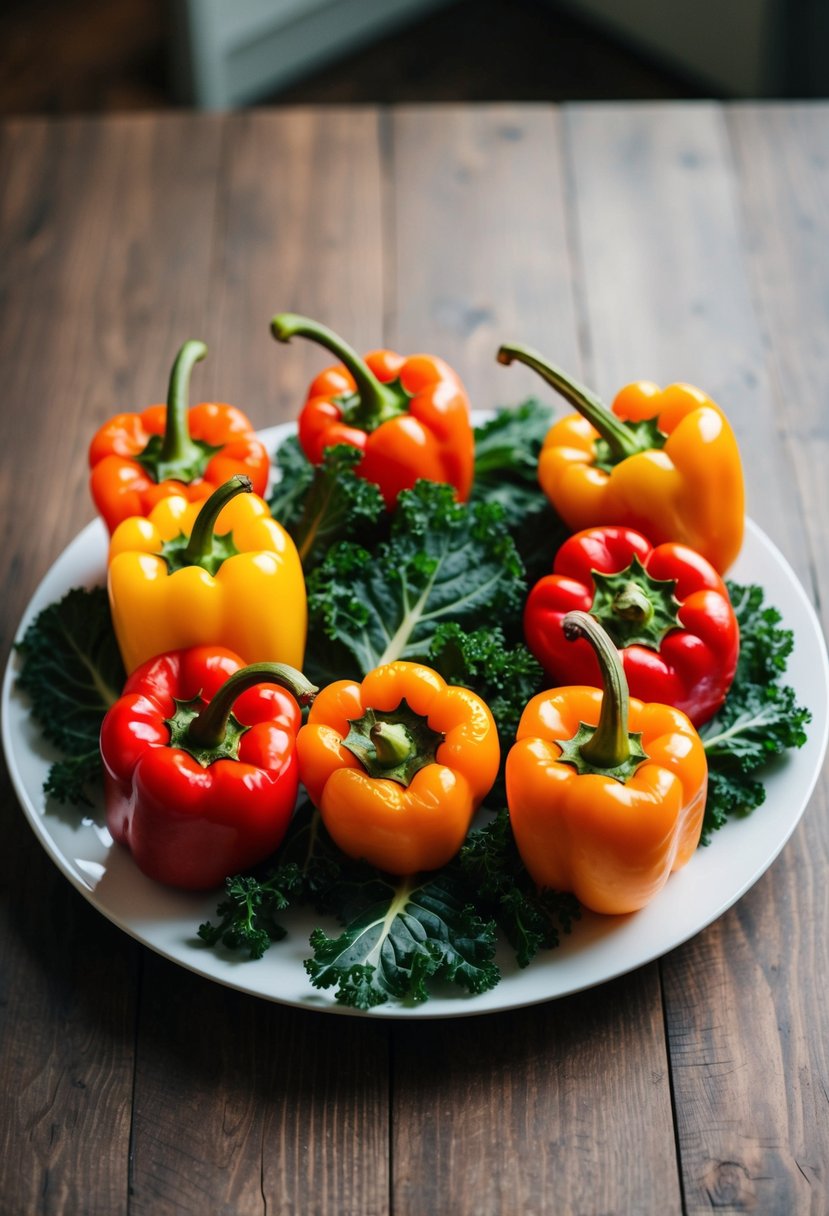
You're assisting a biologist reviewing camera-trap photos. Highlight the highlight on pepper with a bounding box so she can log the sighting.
[496,343,744,573]
[89,338,270,533]
[506,610,708,916]
[100,647,318,891]
[271,311,475,509]
[524,524,740,726]
[107,474,307,674]
[296,660,500,875]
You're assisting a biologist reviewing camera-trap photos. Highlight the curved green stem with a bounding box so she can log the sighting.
[186,662,317,750]
[160,340,208,464]
[496,343,637,462]
[271,312,402,427]
[562,610,631,769]
[183,475,252,566]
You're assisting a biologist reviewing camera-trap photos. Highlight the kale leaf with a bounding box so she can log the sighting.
[472,400,569,586]
[428,621,543,788]
[459,810,580,968]
[15,586,125,806]
[305,870,500,1010]
[305,480,525,679]
[699,581,811,838]
[276,443,386,570]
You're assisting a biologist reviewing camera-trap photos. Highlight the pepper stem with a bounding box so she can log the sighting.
[562,610,632,769]
[612,582,654,625]
[160,339,208,465]
[183,475,252,567]
[185,662,317,751]
[496,343,637,462]
[270,312,403,428]
[370,721,415,768]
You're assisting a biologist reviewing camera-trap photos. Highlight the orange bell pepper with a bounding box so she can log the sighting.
[496,344,744,573]
[506,611,707,915]
[271,313,474,510]
[297,661,499,875]
[89,339,270,533]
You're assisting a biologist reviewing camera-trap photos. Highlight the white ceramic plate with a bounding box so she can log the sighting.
[3,425,828,1018]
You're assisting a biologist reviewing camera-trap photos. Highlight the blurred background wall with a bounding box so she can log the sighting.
[1,0,826,115]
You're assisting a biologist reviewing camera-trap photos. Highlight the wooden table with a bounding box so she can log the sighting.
[1,102,827,1215]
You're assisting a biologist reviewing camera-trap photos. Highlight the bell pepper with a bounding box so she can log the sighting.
[100,646,317,889]
[108,475,306,675]
[496,343,744,573]
[89,339,270,533]
[271,313,474,510]
[296,661,499,875]
[506,610,708,915]
[524,525,739,726]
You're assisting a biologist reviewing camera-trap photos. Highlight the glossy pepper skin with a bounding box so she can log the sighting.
[271,313,474,510]
[506,612,708,915]
[524,525,739,726]
[297,661,499,875]
[108,476,306,675]
[497,344,744,573]
[100,647,316,890]
[89,339,269,534]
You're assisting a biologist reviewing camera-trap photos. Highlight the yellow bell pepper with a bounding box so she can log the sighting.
[497,344,744,574]
[108,475,306,674]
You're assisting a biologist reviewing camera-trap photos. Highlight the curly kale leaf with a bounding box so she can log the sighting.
[472,400,569,586]
[428,621,543,787]
[15,586,125,806]
[700,581,811,838]
[197,865,303,959]
[197,800,344,958]
[305,870,500,1010]
[306,480,525,679]
[459,810,580,969]
[281,444,386,570]
[267,433,316,531]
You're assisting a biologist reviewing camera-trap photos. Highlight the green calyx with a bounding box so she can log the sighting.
[166,661,318,768]
[496,343,665,469]
[557,610,648,783]
[161,474,252,575]
[135,340,222,484]
[589,556,681,649]
[342,698,444,787]
[271,312,410,433]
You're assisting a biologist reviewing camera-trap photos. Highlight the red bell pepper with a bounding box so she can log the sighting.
[100,646,316,890]
[270,313,474,509]
[523,525,739,727]
[89,340,270,533]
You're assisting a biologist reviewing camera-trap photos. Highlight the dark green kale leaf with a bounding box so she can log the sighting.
[284,444,386,570]
[305,480,525,679]
[699,581,811,839]
[197,799,345,957]
[471,400,569,585]
[15,586,125,806]
[304,870,500,1010]
[459,810,580,969]
[267,433,316,531]
[471,399,553,525]
[197,865,303,959]
[428,621,543,776]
